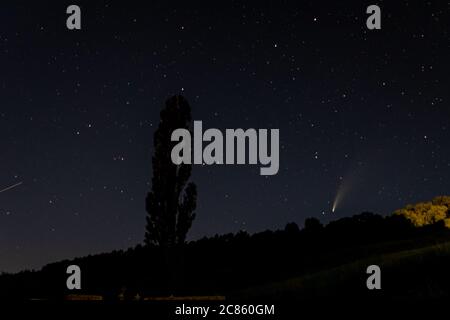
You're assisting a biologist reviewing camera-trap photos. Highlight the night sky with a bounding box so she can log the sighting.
[0,1,448,272]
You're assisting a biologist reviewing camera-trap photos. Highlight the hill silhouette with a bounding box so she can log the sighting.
[2,211,450,301]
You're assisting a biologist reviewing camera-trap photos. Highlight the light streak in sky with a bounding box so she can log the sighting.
[0,182,23,194]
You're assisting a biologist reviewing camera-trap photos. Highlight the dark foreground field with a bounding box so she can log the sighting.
[2,213,450,302]
[238,240,450,301]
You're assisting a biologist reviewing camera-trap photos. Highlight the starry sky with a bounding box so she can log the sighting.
[0,1,448,272]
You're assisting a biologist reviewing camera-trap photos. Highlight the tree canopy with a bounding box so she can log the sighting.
[393,196,450,228]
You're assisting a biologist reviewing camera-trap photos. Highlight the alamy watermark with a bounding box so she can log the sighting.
[171,121,279,176]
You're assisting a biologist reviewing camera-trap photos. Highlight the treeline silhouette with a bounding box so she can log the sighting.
[1,212,450,301]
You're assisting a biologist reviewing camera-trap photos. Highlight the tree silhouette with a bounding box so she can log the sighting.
[145,95,197,247]
[304,217,323,232]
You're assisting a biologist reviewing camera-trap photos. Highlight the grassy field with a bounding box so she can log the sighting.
[236,241,450,300]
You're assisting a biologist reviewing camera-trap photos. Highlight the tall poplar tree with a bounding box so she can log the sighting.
[145,95,197,247]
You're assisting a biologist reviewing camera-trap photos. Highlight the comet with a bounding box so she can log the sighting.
[331,175,354,213]
[0,182,23,194]
[331,163,366,213]
[331,182,342,213]
[331,187,344,213]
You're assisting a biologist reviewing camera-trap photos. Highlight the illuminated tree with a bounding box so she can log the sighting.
[393,196,450,228]
[432,195,450,208]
